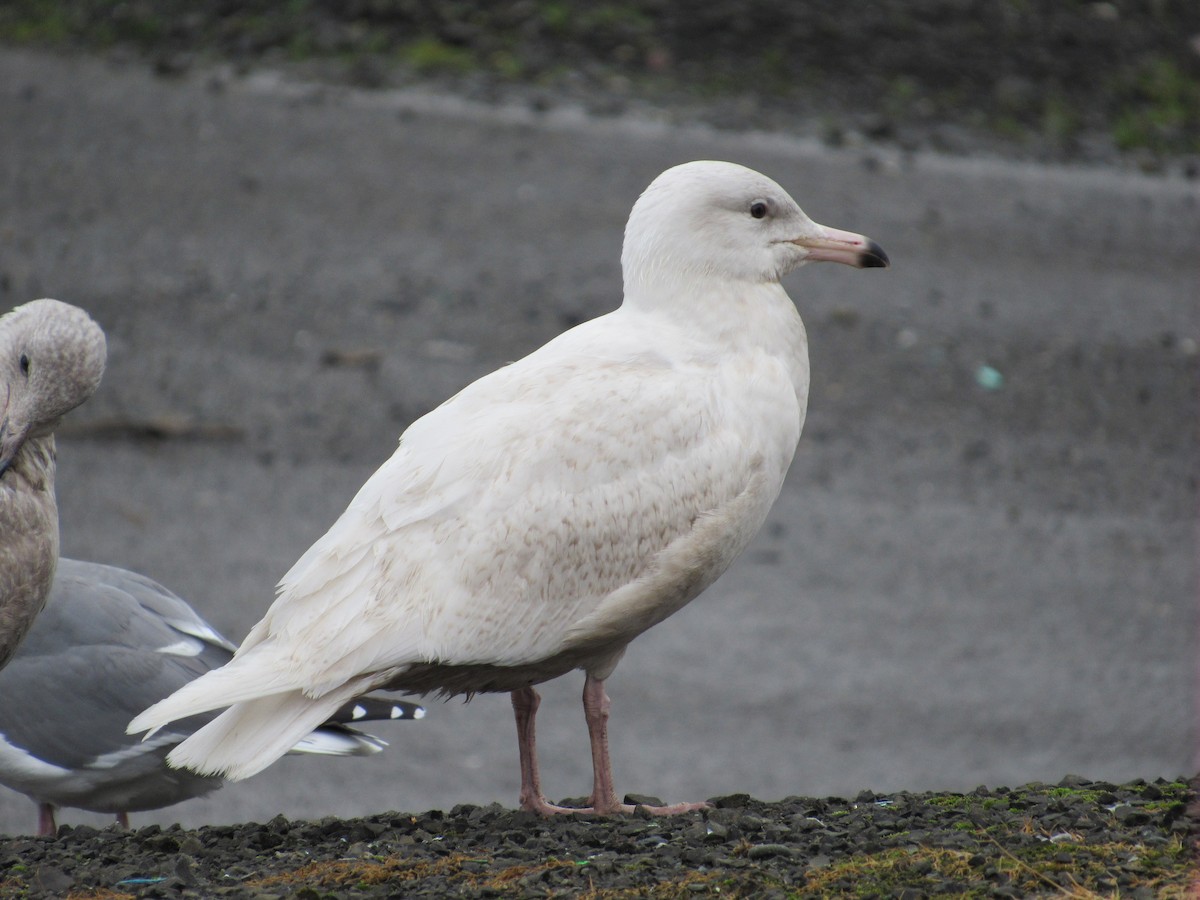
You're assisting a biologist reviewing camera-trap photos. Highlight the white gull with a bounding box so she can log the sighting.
[130,160,889,815]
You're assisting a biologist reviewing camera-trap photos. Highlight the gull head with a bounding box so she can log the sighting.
[0,299,106,477]
[621,160,888,300]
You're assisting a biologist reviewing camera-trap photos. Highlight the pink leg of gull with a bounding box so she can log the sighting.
[581,673,709,815]
[509,677,709,816]
[37,802,56,837]
[511,685,577,815]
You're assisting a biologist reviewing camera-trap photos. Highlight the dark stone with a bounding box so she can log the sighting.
[33,865,73,894]
[746,843,795,860]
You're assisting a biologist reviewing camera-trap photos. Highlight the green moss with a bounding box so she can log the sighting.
[990,114,1029,141]
[1045,786,1104,803]
[284,30,316,60]
[923,794,969,808]
[0,0,74,43]
[885,74,920,119]
[538,1,572,33]
[795,832,1193,899]
[401,37,475,75]
[1113,56,1200,152]
[576,4,653,34]
[1040,91,1080,144]
[488,48,525,79]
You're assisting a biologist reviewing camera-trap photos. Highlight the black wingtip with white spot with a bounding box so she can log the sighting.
[329,695,425,725]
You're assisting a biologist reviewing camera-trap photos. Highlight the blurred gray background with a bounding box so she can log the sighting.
[0,44,1196,834]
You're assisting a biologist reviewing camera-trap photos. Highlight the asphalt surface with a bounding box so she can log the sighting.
[0,48,1195,835]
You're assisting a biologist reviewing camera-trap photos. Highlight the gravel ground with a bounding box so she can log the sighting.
[1,777,1194,898]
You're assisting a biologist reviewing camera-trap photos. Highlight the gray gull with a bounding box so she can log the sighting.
[0,558,424,835]
[0,299,105,672]
[130,160,889,815]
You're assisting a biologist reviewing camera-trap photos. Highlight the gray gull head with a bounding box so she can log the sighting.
[0,299,106,672]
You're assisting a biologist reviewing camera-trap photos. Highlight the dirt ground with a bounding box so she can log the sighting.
[0,44,1196,835]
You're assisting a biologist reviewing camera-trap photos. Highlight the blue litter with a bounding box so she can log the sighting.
[975,365,1004,390]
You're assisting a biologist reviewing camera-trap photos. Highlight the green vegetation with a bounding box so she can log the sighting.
[798,835,1192,899]
[1113,57,1200,153]
[0,3,1197,159]
[401,37,475,75]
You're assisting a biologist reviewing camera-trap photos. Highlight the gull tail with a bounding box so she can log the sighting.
[128,644,315,739]
[165,679,377,780]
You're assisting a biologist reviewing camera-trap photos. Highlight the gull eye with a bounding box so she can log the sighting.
[19,354,29,377]
[749,200,768,219]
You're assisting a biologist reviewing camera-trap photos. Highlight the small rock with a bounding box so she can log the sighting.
[710,793,753,809]
[145,833,181,853]
[738,815,769,832]
[624,793,666,808]
[153,52,194,77]
[178,835,205,855]
[1113,806,1150,826]
[173,855,199,887]
[33,865,73,893]
[348,820,387,842]
[747,843,795,860]
[703,820,729,840]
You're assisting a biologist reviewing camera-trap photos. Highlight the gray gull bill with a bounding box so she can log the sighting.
[0,558,424,836]
[0,299,106,673]
[130,160,889,815]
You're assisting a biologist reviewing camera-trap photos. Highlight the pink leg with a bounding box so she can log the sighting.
[582,673,622,813]
[116,811,130,829]
[582,673,709,816]
[511,686,582,815]
[510,677,710,817]
[37,803,56,837]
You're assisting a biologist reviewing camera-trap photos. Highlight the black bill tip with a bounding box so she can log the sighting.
[859,240,890,268]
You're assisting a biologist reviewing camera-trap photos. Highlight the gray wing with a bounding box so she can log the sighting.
[0,559,423,798]
[0,559,234,772]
